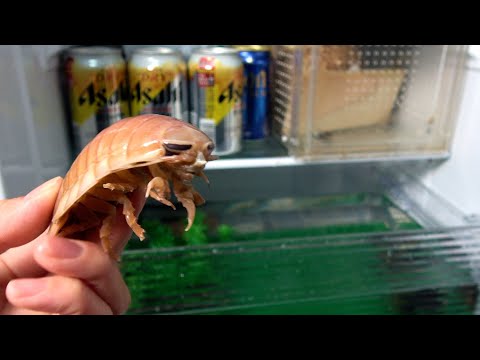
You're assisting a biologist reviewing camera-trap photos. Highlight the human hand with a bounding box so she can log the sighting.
[0,177,146,315]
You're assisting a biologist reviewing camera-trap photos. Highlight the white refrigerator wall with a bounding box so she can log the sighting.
[421,56,480,219]
[0,45,71,199]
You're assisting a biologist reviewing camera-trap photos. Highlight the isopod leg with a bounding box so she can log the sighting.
[172,177,205,231]
[103,183,136,192]
[192,189,206,206]
[80,195,118,260]
[116,195,145,241]
[146,177,176,209]
[89,187,146,241]
[99,214,118,261]
[198,170,210,186]
[146,165,175,210]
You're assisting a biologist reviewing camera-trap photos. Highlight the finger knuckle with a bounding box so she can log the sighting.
[64,278,91,314]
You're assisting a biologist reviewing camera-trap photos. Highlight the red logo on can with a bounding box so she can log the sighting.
[199,56,215,71]
[198,56,215,87]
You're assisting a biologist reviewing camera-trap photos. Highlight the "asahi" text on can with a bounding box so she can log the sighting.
[128,46,188,121]
[64,46,129,156]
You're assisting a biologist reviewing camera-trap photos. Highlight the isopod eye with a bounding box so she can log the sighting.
[164,143,193,152]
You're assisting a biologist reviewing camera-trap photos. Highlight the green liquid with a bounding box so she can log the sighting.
[120,193,478,315]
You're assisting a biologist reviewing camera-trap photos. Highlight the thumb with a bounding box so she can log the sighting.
[0,177,63,253]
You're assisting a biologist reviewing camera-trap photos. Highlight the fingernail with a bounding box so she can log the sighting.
[39,236,83,259]
[8,278,48,298]
[24,177,62,202]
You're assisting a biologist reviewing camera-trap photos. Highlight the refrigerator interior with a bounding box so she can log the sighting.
[1,45,480,314]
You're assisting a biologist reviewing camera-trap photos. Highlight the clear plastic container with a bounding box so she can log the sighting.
[271,45,468,160]
[120,165,480,314]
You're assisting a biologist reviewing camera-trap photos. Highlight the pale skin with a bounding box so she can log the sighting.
[0,176,146,315]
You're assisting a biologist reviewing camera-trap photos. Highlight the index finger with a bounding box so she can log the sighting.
[32,235,132,314]
[0,177,62,254]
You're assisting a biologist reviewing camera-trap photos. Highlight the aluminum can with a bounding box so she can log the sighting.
[188,46,243,156]
[128,46,188,120]
[236,45,271,139]
[64,46,129,155]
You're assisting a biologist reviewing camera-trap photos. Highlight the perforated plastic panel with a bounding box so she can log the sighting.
[271,45,468,159]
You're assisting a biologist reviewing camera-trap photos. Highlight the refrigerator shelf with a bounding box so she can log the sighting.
[205,136,451,170]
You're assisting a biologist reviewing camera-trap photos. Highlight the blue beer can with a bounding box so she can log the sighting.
[236,46,270,139]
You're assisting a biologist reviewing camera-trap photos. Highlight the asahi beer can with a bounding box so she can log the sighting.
[235,45,271,139]
[128,46,188,120]
[64,46,129,155]
[188,47,244,156]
